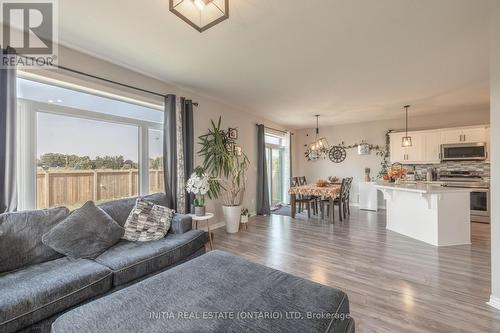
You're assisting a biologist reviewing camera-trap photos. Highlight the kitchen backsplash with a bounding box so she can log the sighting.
[408,161,490,182]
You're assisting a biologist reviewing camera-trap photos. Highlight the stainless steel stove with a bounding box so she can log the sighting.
[439,171,490,223]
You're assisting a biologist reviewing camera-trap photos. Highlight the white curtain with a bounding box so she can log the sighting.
[283,131,292,204]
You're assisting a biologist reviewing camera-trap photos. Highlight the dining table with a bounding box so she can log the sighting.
[288,183,342,223]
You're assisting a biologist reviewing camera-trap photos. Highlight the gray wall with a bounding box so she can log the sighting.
[489,0,500,308]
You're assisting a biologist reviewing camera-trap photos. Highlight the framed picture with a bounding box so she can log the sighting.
[234,145,243,156]
[228,128,238,140]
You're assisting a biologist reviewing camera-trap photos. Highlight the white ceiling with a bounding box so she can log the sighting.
[58,0,491,129]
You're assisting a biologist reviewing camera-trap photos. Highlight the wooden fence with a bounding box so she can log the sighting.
[36,169,164,209]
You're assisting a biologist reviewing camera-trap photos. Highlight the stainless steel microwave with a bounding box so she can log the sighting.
[441,142,487,161]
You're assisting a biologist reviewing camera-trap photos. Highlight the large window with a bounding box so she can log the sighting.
[149,129,164,194]
[17,76,164,210]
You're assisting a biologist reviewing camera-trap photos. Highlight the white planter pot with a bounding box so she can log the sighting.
[223,205,241,234]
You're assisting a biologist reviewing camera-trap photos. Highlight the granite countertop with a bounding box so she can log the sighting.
[374,182,474,194]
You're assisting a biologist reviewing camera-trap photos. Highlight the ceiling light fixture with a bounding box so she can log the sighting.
[309,115,330,155]
[194,0,206,10]
[402,105,413,147]
[169,0,229,33]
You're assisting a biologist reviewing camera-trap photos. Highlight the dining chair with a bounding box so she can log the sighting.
[343,177,353,218]
[290,177,317,218]
[298,176,319,215]
[321,178,349,222]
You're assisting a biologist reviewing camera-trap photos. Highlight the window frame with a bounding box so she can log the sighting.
[17,85,164,210]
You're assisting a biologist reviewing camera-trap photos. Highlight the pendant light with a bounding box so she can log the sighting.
[169,0,229,33]
[401,105,413,147]
[309,115,330,155]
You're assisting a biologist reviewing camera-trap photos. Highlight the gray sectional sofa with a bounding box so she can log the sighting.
[52,250,355,333]
[0,193,208,333]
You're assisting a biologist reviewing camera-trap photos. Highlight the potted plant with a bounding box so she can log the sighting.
[240,208,250,224]
[186,171,210,216]
[197,117,250,234]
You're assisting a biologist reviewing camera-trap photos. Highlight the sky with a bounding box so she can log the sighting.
[18,78,164,161]
[37,113,163,160]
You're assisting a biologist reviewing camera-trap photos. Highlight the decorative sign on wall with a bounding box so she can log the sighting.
[304,130,393,178]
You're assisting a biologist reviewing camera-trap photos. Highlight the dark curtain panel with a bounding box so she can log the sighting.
[0,47,17,213]
[182,99,194,214]
[163,94,177,210]
[256,124,270,215]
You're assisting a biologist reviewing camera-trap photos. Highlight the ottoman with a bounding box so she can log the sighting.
[52,251,354,333]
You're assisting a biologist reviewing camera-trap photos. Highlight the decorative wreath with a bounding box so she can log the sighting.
[329,146,347,163]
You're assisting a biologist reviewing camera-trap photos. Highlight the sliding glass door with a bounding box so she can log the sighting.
[265,131,290,206]
[266,147,285,205]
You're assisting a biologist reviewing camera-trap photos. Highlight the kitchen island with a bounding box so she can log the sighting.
[375,182,473,246]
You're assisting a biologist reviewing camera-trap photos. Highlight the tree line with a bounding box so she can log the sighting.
[38,153,163,170]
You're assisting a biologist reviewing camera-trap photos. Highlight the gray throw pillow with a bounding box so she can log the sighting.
[42,201,124,259]
[0,207,69,273]
[123,198,174,242]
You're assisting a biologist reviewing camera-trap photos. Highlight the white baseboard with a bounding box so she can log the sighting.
[349,202,386,208]
[487,295,500,310]
[210,221,226,230]
[197,221,225,232]
[349,202,386,210]
[198,211,256,232]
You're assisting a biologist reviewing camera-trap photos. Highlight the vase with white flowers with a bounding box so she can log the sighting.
[186,171,210,216]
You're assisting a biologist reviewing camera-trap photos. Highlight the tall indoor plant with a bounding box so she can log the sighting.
[198,117,249,233]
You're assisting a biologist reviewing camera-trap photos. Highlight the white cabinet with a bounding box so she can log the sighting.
[404,133,425,163]
[359,182,378,211]
[390,132,426,164]
[441,129,464,144]
[441,127,486,144]
[390,132,406,164]
[389,125,488,165]
[423,131,441,163]
[461,128,486,143]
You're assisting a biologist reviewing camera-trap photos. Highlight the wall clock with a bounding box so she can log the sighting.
[329,146,347,163]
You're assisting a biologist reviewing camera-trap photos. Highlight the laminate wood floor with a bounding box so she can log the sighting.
[211,208,500,333]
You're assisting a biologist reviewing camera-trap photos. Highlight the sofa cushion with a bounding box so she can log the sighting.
[123,198,174,242]
[169,214,191,234]
[97,197,137,227]
[0,257,112,333]
[143,193,169,207]
[97,194,167,228]
[42,201,125,259]
[95,229,208,286]
[52,251,353,333]
[0,207,69,273]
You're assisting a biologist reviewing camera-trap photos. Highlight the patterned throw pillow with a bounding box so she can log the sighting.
[123,198,174,242]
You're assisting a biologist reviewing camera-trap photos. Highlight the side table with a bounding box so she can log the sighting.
[189,213,214,250]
